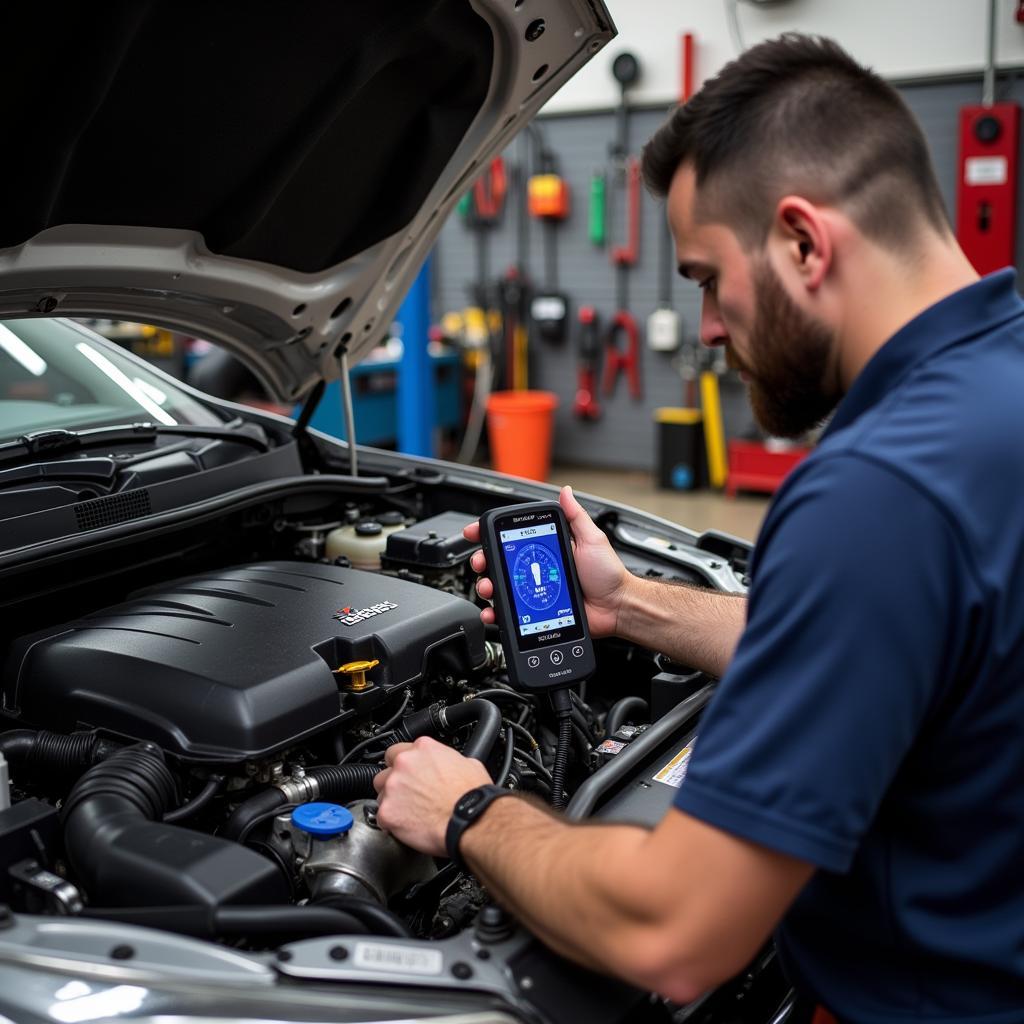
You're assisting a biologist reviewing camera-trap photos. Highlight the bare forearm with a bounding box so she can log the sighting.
[461,798,660,974]
[458,797,807,1003]
[617,575,746,677]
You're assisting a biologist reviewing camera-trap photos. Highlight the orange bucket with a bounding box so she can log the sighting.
[486,390,558,481]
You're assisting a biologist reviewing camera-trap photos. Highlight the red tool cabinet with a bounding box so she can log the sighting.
[726,440,810,498]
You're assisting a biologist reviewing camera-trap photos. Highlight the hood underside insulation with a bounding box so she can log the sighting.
[0,0,492,273]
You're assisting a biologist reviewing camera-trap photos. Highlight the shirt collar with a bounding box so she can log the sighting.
[823,268,1024,439]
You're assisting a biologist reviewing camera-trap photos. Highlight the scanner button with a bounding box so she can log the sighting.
[550,650,564,665]
[571,645,584,658]
[527,655,541,669]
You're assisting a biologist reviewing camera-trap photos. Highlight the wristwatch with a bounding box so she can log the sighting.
[445,784,516,869]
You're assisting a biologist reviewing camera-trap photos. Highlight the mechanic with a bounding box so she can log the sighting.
[375,34,1024,1020]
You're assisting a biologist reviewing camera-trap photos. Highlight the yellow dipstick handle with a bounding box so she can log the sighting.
[334,659,380,692]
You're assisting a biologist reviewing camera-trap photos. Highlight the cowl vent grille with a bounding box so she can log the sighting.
[74,489,152,531]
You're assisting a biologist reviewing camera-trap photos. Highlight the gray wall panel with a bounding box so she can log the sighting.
[433,76,1024,470]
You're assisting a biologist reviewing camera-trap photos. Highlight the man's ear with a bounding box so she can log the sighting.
[773,196,831,291]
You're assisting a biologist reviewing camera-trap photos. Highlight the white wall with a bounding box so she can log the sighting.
[545,0,1024,113]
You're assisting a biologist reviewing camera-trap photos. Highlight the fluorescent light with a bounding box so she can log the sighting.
[0,323,47,376]
[74,343,177,425]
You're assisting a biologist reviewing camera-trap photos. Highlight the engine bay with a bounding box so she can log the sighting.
[0,476,790,1022]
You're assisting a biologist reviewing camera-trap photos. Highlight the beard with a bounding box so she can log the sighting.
[730,261,842,439]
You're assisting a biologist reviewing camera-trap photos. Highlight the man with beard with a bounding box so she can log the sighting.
[374,35,1024,1020]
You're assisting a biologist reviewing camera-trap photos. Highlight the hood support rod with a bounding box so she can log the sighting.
[292,379,326,467]
[339,352,358,478]
[291,364,359,478]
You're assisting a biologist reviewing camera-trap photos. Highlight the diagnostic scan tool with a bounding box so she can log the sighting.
[479,501,596,691]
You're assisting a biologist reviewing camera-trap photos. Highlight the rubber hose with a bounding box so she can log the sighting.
[62,744,176,825]
[470,688,534,706]
[307,763,381,801]
[550,715,572,810]
[331,729,347,764]
[445,700,502,761]
[496,726,515,786]
[512,767,552,799]
[220,788,286,842]
[570,704,595,740]
[513,746,553,784]
[377,690,412,732]
[164,775,225,824]
[605,697,650,738]
[313,894,412,937]
[0,729,110,780]
[395,700,502,763]
[567,686,714,821]
[64,745,291,909]
[62,745,177,891]
[571,722,592,761]
[221,764,381,842]
[0,730,36,760]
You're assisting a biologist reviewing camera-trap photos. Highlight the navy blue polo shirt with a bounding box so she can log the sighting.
[674,270,1024,1022]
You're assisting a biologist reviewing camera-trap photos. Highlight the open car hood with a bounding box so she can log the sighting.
[0,0,613,401]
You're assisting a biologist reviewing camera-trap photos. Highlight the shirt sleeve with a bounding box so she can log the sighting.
[674,452,976,873]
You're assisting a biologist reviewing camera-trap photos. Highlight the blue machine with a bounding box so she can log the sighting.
[395,259,434,456]
[298,259,461,451]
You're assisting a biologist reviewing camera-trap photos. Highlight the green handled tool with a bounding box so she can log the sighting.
[588,172,606,247]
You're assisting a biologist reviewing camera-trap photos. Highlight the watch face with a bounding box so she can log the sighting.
[457,788,487,815]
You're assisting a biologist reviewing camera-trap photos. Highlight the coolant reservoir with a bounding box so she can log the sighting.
[325,512,406,570]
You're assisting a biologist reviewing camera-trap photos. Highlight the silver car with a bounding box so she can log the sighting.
[0,3,790,1022]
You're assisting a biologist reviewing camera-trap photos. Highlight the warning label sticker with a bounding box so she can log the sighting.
[596,739,626,755]
[653,744,693,788]
[353,942,444,976]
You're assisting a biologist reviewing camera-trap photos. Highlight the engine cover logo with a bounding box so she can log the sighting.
[333,601,398,626]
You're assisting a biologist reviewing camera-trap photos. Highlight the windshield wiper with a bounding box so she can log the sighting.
[0,421,271,468]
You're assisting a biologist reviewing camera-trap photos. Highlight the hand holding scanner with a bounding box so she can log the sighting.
[479,501,596,691]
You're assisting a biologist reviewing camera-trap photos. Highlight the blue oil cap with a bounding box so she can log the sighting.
[291,802,354,837]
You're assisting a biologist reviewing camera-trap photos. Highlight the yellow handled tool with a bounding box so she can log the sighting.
[700,370,728,488]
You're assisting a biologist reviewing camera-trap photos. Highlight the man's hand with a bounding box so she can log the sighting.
[373,737,491,856]
[463,485,630,638]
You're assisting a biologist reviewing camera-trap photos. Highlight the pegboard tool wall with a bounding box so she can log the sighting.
[432,77,1024,470]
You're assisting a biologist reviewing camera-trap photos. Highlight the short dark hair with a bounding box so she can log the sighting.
[641,34,949,247]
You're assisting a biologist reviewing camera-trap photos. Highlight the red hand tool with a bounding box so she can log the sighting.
[473,158,507,221]
[573,306,602,420]
[602,309,641,399]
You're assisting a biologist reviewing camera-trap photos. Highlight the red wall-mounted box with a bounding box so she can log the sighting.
[956,102,1020,275]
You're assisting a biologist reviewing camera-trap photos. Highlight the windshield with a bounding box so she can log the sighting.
[0,318,222,441]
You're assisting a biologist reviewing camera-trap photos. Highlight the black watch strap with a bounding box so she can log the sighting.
[445,784,515,869]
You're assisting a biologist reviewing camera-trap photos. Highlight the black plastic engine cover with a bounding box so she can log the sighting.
[3,562,484,762]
